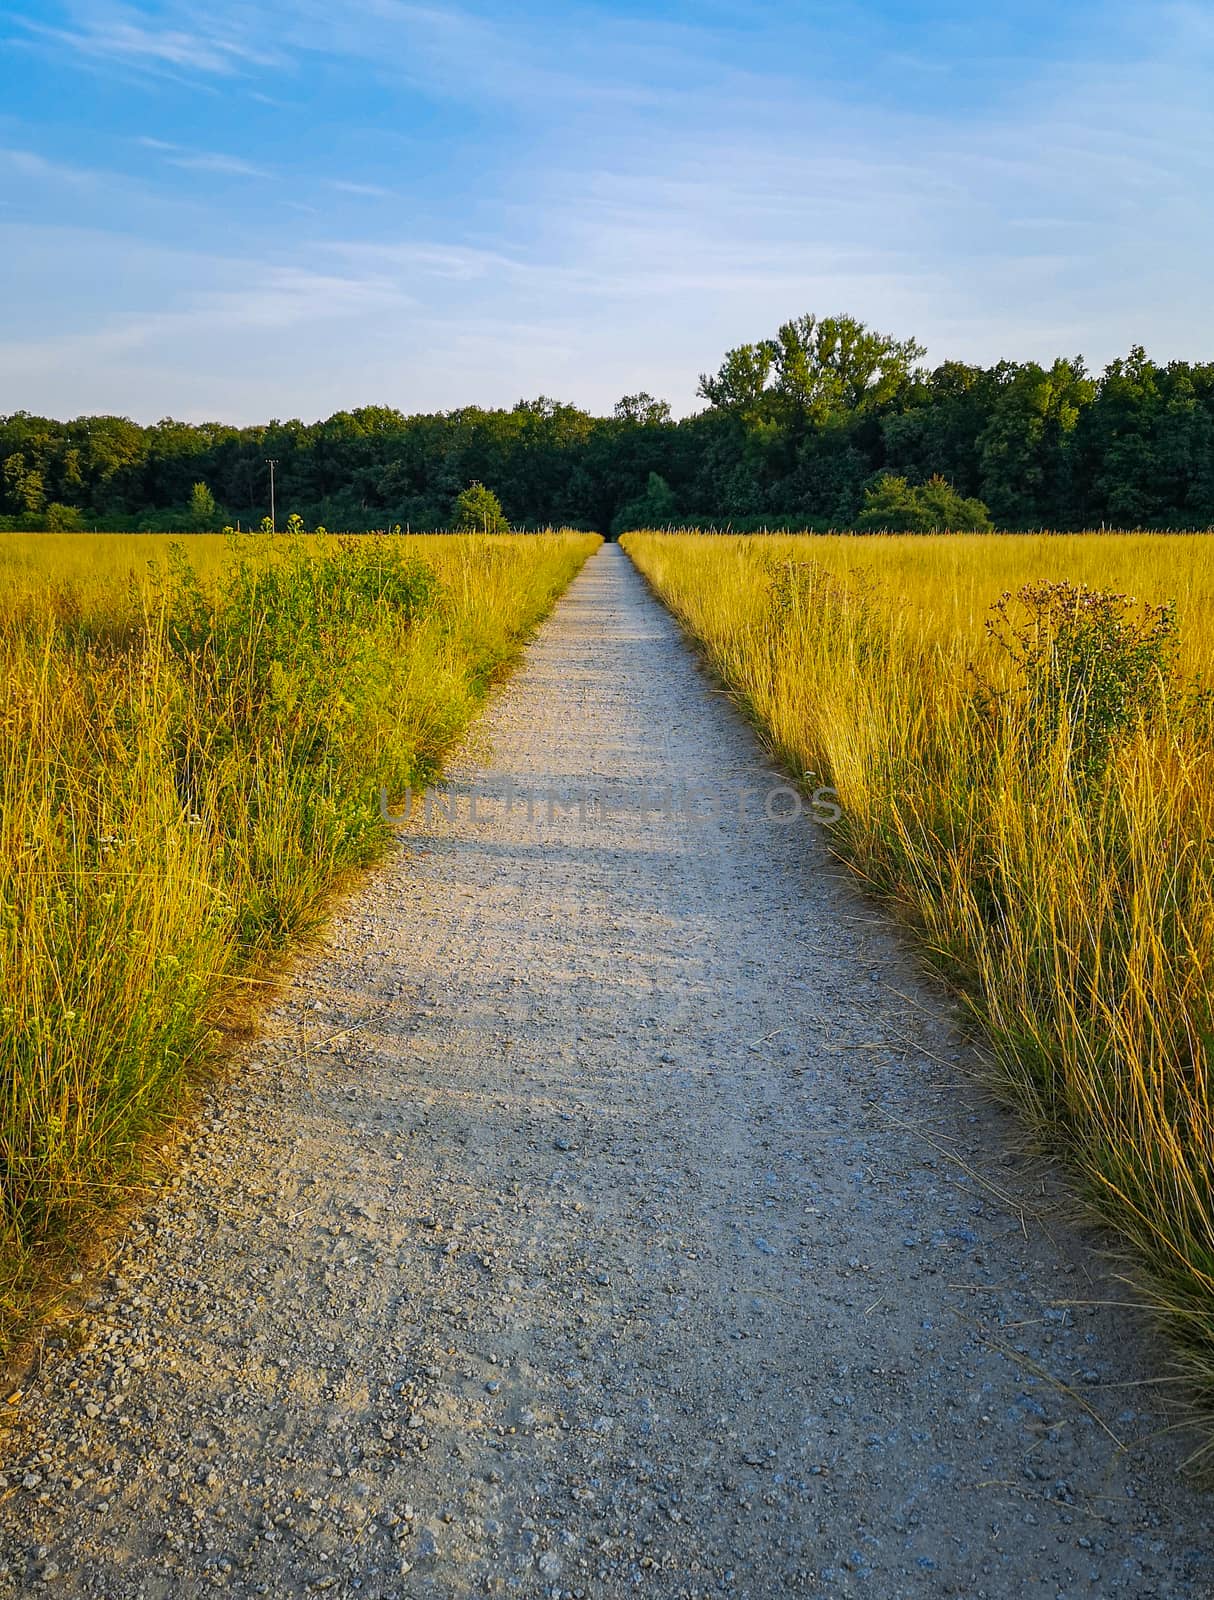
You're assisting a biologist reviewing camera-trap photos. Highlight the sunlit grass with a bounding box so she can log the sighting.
[625,530,1214,1423]
[0,529,598,1344]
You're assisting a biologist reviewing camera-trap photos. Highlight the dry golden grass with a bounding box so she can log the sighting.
[625,530,1214,1423]
[0,530,598,1347]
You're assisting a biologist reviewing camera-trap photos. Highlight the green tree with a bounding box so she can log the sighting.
[614,393,673,426]
[189,480,218,529]
[881,361,995,497]
[771,314,925,421]
[977,358,1095,523]
[453,481,509,532]
[611,471,678,536]
[698,342,776,415]
[3,452,45,514]
[700,314,924,426]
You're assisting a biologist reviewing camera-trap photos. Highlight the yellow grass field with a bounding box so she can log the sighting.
[624,531,1214,1414]
[0,530,598,1345]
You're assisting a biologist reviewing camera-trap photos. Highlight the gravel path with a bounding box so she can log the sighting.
[1,543,1209,1599]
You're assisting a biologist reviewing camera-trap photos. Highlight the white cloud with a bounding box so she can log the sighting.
[132,137,274,179]
[327,239,533,283]
[0,222,412,370]
[14,6,279,76]
[326,180,394,199]
[0,146,102,184]
[167,151,273,178]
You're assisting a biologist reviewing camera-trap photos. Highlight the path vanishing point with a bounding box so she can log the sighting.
[0,544,1209,1599]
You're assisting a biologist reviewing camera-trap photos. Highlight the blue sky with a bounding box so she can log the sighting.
[1,0,1212,422]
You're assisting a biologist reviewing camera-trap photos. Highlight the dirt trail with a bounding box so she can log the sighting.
[1,543,1208,1598]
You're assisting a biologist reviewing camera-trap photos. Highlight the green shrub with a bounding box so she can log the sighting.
[44,503,86,532]
[163,537,443,949]
[984,580,1180,781]
[858,473,992,532]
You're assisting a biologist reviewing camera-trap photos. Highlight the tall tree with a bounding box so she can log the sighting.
[769,314,925,421]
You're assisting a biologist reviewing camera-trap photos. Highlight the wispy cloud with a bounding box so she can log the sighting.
[134,137,273,179]
[167,151,273,178]
[0,223,412,363]
[0,146,102,185]
[13,5,278,76]
[328,239,531,282]
[326,179,394,199]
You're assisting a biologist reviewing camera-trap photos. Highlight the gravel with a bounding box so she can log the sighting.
[0,542,1208,1598]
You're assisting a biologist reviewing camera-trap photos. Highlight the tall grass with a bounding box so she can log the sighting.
[625,531,1214,1418]
[0,530,598,1343]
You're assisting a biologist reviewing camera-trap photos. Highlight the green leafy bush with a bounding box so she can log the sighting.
[164,538,444,948]
[984,580,1180,780]
[45,503,86,531]
[857,473,992,532]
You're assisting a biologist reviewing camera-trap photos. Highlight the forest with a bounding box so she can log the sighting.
[4,315,1213,535]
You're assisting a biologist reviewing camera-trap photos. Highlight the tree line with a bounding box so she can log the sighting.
[4,315,1213,534]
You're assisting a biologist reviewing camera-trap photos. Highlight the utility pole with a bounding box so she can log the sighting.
[266,459,278,532]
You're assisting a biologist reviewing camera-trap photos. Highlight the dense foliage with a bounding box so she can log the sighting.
[4,315,1214,533]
